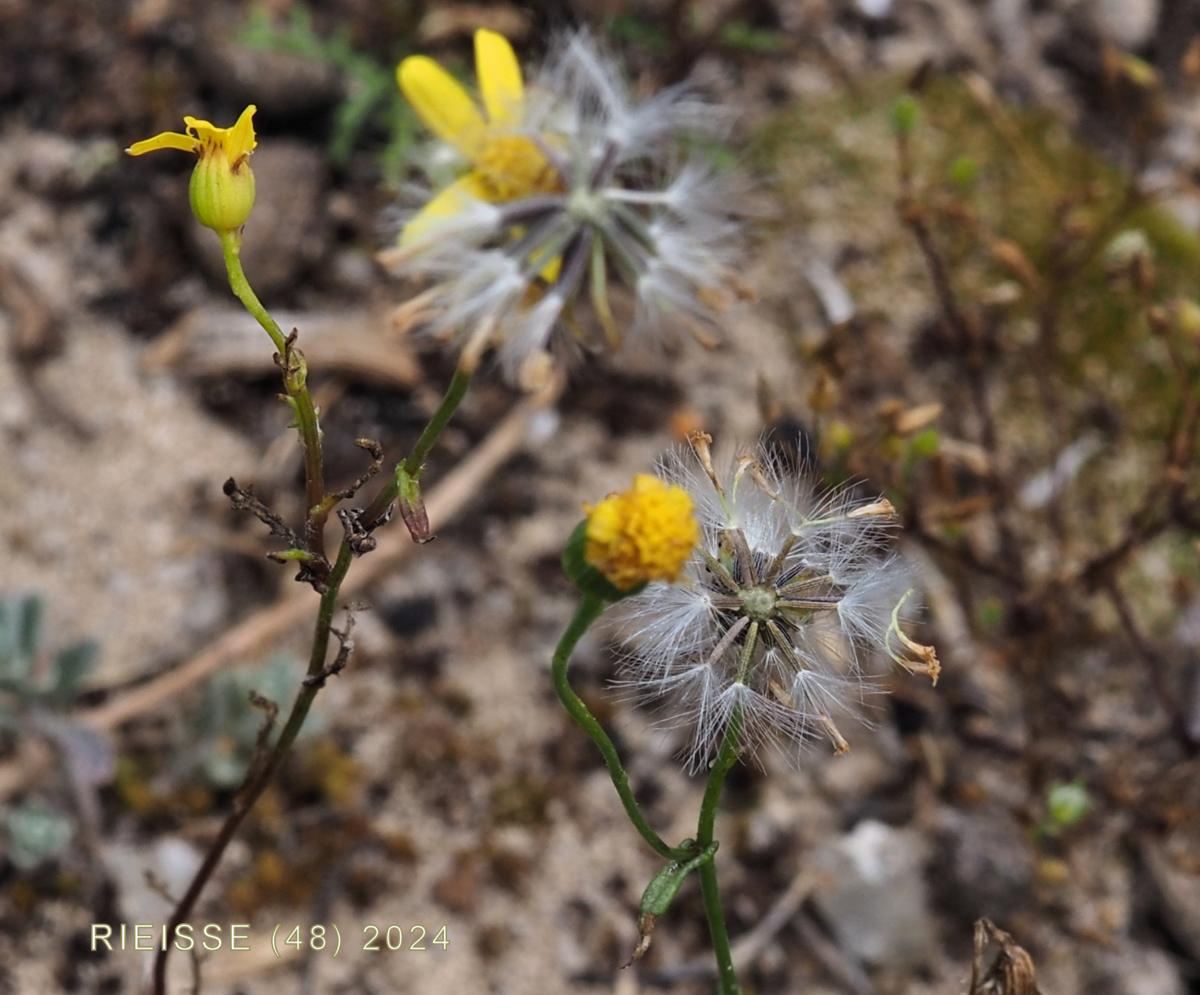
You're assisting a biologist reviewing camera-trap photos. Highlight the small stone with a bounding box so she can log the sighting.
[432,851,481,913]
[1141,836,1200,961]
[811,819,936,968]
[198,27,342,117]
[932,806,1035,923]
[1090,0,1160,50]
[1083,943,1185,995]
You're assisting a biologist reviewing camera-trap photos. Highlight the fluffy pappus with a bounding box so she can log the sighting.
[383,28,744,388]
[611,434,940,772]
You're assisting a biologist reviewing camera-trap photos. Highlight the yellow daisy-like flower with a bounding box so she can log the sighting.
[126,105,257,233]
[397,29,560,246]
[585,475,699,592]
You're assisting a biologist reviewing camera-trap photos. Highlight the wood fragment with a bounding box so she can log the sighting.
[141,307,421,389]
[969,919,1041,995]
[77,382,560,733]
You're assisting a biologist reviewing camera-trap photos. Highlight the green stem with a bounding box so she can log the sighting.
[695,623,754,995]
[402,364,472,477]
[152,541,354,995]
[219,230,327,559]
[361,363,474,530]
[697,714,742,995]
[552,596,683,860]
[218,230,286,353]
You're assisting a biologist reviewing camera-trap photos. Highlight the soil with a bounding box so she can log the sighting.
[2,2,1199,995]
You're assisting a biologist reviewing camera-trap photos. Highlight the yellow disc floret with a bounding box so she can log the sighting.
[585,475,699,591]
[395,30,562,247]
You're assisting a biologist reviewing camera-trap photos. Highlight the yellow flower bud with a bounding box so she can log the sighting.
[584,475,699,592]
[127,105,258,233]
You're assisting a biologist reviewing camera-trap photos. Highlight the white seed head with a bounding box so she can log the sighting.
[611,437,932,772]
[385,28,742,385]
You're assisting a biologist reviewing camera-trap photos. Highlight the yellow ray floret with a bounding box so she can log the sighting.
[127,104,257,165]
[585,476,699,591]
[127,106,258,232]
[396,30,560,247]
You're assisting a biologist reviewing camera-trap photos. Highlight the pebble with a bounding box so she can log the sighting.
[811,819,936,968]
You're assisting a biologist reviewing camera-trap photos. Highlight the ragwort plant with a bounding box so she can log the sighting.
[125,25,742,995]
[556,433,938,993]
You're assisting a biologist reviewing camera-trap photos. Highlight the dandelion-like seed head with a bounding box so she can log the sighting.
[584,474,700,592]
[385,29,741,386]
[613,434,940,772]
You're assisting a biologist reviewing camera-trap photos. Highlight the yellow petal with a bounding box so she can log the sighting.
[182,115,219,140]
[400,172,493,247]
[226,104,258,161]
[126,131,198,156]
[537,253,562,284]
[474,29,523,126]
[397,55,486,157]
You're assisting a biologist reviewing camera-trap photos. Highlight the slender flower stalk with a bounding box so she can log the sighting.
[218,230,329,558]
[551,595,682,860]
[127,106,484,993]
[151,542,352,995]
[697,713,743,995]
[554,436,940,993]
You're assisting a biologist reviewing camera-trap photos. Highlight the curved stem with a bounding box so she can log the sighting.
[219,230,287,353]
[552,596,683,860]
[153,541,354,994]
[219,230,327,559]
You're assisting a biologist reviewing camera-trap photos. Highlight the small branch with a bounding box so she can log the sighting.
[303,604,363,689]
[1104,579,1198,755]
[322,438,385,508]
[76,382,561,736]
[152,543,355,994]
[239,690,279,791]
[222,478,297,548]
[895,132,1025,584]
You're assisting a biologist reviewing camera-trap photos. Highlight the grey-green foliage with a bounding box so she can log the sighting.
[0,594,100,871]
[185,654,319,789]
[0,594,99,711]
[238,4,419,184]
[5,801,75,871]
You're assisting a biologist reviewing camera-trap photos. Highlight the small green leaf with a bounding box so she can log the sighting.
[606,14,669,53]
[908,427,941,460]
[948,154,980,187]
[17,596,44,675]
[629,843,718,962]
[719,20,788,54]
[48,642,100,704]
[1046,780,1091,832]
[890,94,920,137]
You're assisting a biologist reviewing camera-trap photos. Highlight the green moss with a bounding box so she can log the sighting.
[752,73,1199,525]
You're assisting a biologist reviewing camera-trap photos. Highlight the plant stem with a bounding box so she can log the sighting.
[153,541,354,995]
[552,595,683,860]
[695,624,753,995]
[402,364,472,477]
[360,363,474,530]
[697,712,742,995]
[219,230,286,353]
[219,230,328,559]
